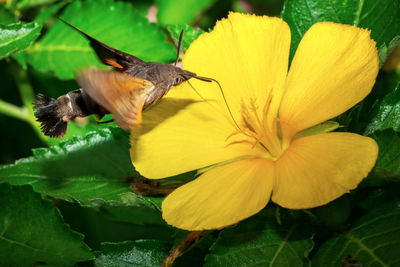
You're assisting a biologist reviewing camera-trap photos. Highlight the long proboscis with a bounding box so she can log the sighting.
[193,76,241,130]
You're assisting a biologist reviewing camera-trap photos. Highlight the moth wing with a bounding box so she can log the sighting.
[59,18,143,70]
[76,69,154,130]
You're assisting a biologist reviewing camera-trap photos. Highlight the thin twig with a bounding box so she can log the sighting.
[162,231,205,267]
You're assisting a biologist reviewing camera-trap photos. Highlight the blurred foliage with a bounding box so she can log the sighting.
[156,0,217,25]
[0,0,399,266]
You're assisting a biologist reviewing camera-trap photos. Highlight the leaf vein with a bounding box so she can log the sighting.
[354,0,365,25]
[345,232,388,266]
[269,225,296,266]
[0,234,61,256]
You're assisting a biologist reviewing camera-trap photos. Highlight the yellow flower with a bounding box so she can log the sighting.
[130,13,379,231]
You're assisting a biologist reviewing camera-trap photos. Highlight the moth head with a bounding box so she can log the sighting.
[172,68,197,86]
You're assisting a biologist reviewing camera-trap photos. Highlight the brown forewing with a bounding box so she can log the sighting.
[76,69,154,130]
[58,18,143,71]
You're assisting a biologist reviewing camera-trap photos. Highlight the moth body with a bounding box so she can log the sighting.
[126,62,196,110]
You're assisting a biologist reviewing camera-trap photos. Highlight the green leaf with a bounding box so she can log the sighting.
[0,128,136,206]
[356,183,400,212]
[16,0,60,10]
[35,1,68,24]
[57,200,174,250]
[378,36,400,68]
[281,0,400,64]
[295,121,340,139]
[92,192,165,226]
[312,195,351,230]
[94,240,170,267]
[0,6,17,24]
[46,120,109,146]
[369,130,400,183]
[11,50,27,68]
[0,22,42,59]
[156,0,216,24]
[339,70,400,134]
[56,201,174,250]
[0,183,94,265]
[205,210,314,266]
[132,1,155,17]
[312,201,400,266]
[27,0,175,79]
[365,83,400,134]
[118,191,162,212]
[167,24,205,53]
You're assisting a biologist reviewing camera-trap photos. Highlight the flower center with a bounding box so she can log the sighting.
[226,91,284,159]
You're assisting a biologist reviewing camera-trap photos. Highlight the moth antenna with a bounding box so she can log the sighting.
[33,94,67,138]
[194,76,241,130]
[174,30,184,66]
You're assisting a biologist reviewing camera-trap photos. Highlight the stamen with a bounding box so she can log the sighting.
[251,131,265,149]
[262,90,274,133]
[241,104,256,133]
[225,139,255,148]
[222,88,286,157]
[225,128,251,141]
[274,117,290,126]
[249,100,263,129]
[263,90,273,114]
[249,98,258,112]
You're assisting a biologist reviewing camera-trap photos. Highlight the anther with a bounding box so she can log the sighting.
[251,132,266,149]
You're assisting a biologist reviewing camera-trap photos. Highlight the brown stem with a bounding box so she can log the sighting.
[130,177,179,196]
[162,231,205,267]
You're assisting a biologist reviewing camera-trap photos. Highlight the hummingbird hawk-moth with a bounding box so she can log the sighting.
[34,18,216,138]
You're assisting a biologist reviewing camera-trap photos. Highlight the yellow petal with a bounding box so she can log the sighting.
[131,98,266,178]
[172,12,291,122]
[272,133,378,209]
[131,12,290,178]
[278,22,379,139]
[162,159,274,230]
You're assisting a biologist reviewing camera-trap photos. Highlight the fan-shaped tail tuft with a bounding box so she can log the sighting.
[33,94,67,138]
